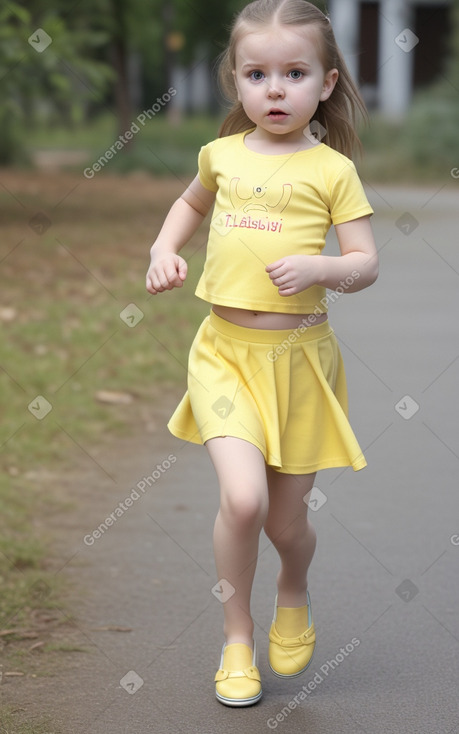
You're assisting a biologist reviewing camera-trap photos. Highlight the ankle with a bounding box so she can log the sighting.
[225,634,254,650]
[276,583,308,609]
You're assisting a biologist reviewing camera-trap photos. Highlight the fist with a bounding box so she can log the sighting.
[146,253,187,295]
[266,255,321,296]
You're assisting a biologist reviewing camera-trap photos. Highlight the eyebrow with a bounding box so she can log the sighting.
[240,60,311,70]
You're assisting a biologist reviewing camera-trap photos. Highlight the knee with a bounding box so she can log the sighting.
[265,516,315,553]
[220,485,268,530]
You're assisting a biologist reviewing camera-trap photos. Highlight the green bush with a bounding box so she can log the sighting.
[401,87,459,171]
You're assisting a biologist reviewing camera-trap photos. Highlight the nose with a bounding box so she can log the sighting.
[267,77,285,99]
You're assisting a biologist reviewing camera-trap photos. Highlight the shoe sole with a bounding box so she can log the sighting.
[268,649,315,679]
[216,690,262,707]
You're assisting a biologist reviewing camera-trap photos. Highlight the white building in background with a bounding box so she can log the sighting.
[170,0,452,121]
[328,0,452,119]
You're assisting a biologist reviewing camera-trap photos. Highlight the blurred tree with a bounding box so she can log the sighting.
[173,0,244,113]
[99,0,165,142]
[175,0,243,64]
[109,0,132,141]
[0,2,112,164]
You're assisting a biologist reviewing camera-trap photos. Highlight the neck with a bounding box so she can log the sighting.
[244,126,321,154]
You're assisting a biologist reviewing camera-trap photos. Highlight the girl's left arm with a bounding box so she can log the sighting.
[266,215,378,297]
[317,215,379,292]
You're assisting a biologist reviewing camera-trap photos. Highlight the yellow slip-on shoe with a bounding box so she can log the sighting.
[268,590,316,678]
[215,641,262,707]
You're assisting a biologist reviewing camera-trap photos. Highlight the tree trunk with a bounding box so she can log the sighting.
[111,0,132,145]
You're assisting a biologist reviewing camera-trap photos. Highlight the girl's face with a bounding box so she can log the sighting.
[232,23,338,145]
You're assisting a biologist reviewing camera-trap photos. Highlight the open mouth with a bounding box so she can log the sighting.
[268,109,288,118]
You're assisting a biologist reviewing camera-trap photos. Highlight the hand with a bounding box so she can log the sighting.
[146,253,188,295]
[266,255,322,296]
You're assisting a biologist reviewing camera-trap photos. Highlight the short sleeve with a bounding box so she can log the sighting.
[198,142,218,192]
[329,159,373,225]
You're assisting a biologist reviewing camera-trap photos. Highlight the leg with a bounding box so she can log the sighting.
[206,437,269,648]
[263,468,317,608]
[264,469,317,677]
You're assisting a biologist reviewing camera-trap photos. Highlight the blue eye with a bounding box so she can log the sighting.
[250,70,264,81]
[289,70,303,80]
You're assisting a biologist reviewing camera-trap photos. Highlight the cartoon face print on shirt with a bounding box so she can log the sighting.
[229,178,292,215]
[214,177,293,235]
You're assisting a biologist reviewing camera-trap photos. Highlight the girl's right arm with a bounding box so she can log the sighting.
[146,175,216,295]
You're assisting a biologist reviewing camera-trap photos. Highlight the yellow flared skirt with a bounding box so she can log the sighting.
[168,310,366,474]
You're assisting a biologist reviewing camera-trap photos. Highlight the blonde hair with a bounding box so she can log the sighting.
[217,0,367,158]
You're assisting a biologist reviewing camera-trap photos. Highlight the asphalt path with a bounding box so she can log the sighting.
[4,183,459,733]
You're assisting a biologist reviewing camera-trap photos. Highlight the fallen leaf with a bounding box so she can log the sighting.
[29,641,45,651]
[0,307,17,322]
[91,625,132,632]
[0,629,39,639]
[95,390,133,405]
[0,628,25,637]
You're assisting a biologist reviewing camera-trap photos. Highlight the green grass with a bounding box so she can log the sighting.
[26,113,222,176]
[1,228,208,579]
[0,708,64,734]
[23,104,459,182]
[0,169,208,582]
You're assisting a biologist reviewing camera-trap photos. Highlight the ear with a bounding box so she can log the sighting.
[320,68,339,102]
[232,69,242,102]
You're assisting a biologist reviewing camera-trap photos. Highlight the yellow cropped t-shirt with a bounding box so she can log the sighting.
[195,130,374,314]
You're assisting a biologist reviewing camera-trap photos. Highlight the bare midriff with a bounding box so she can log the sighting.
[212,305,328,330]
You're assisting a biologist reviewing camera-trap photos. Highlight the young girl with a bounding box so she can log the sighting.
[146,0,378,707]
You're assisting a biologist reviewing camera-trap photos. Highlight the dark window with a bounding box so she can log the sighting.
[413,4,451,86]
[358,2,379,86]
